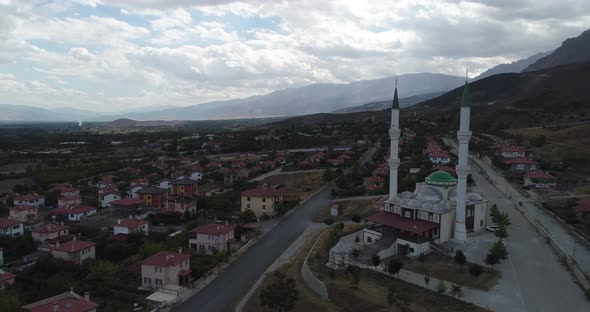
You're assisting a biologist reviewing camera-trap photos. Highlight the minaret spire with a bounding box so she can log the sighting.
[387,77,401,206]
[454,74,472,243]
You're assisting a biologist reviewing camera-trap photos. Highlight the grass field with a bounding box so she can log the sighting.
[314,197,385,222]
[402,253,501,291]
[0,176,35,193]
[245,226,489,312]
[260,171,325,201]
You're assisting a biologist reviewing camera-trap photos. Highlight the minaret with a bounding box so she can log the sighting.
[454,73,472,242]
[388,79,401,203]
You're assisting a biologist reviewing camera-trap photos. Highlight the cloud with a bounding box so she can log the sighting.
[1,0,590,112]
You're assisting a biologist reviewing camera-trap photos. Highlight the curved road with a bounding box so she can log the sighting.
[174,145,378,312]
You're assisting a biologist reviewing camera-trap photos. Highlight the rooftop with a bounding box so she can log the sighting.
[15,194,45,201]
[241,187,285,198]
[52,239,95,253]
[366,211,437,234]
[190,223,234,235]
[110,198,144,206]
[32,223,69,233]
[9,205,38,211]
[503,158,538,165]
[524,171,556,179]
[136,186,168,194]
[22,291,98,312]
[0,218,23,228]
[142,251,190,267]
[114,218,148,228]
[425,171,457,186]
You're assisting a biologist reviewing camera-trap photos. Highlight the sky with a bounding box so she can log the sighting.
[0,0,589,113]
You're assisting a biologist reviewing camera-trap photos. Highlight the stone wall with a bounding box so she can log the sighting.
[301,232,329,301]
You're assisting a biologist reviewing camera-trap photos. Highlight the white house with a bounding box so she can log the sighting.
[113,217,149,236]
[128,185,145,199]
[428,151,451,165]
[53,205,97,222]
[14,194,45,208]
[158,179,172,190]
[101,192,121,207]
[0,219,24,236]
[189,172,203,182]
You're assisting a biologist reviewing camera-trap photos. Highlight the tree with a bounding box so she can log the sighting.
[371,254,381,267]
[387,259,404,277]
[454,250,466,265]
[469,264,483,277]
[240,209,256,223]
[352,249,360,258]
[424,273,431,288]
[495,224,509,239]
[351,215,362,223]
[490,239,509,261]
[260,272,298,312]
[0,292,20,311]
[484,253,499,267]
[435,280,448,294]
[323,168,337,181]
[450,285,464,298]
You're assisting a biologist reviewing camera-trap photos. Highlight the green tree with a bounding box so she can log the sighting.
[387,259,404,277]
[490,239,509,261]
[260,272,298,312]
[435,280,448,294]
[0,292,21,311]
[454,250,466,265]
[450,285,464,298]
[371,254,381,267]
[495,224,509,239]
[485,253,499,267]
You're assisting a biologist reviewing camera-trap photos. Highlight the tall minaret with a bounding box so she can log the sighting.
[454,74,472,242]
[388,79,401,203]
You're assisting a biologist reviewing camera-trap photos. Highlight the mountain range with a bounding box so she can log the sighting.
[472,51,551,80]
[524,29,590,72]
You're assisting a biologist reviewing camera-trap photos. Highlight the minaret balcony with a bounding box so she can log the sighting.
[389,128,401,138]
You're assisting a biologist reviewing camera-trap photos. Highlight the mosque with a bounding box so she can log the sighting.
[361,79,489,257]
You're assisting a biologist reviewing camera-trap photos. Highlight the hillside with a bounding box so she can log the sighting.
[332,92,444,113]
[411,62,590,131]
[100,73,466,121]
[473,51,551,80]
[524,29,590,72]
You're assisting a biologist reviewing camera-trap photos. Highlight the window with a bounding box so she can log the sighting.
[154,267,162,273]
[404,211,411,218]
[262,198,266,202]
[144,278,151,284]
[367,236,372,243]
[433,214,440,223]
[247,204,251,208]
[393,205,401,214]
[480,220,483,226]
[247,197,251,201]
[262,205,266,210]
[155,279,162,286]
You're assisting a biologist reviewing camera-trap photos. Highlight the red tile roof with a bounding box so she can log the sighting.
[52,240,95,253]
[497,146,526,153]
[503,158,538,165]
[190,223,234,235]
[114,218,148,229]
[32,223,68,233]
[0,218,23,228]
[141,251,190,267]
[241,187,285,198]
[524,171,556,179]
[54,205,96,215]
[22,292,98,312]
[15,194,45,201]
[428,151,450,158]
[9,205,38,211]
[0,270,15,282]
[366,211,437,234]
[576,200,590,208]
[364,176,384,183]
[110,198,144,206]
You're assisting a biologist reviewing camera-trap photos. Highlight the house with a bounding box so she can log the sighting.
[58,187,80,198]
[137,186,168,208]
[50,239,96,264]
[113,217,149,236]
[189,171,203,181]
[97,186,116,196]
[14,194,45,208]
[141,250,191,289]
[170,178,198,197]
[158,179,172,190]
[189,223,235,254]
[128,184,146,199]
[523,171,557,188]
[327,158,345,166]
[58,196,82,208]
[31,223,69,243]
[240,187,285,219]
[427,151,451,165]
[495,146,526,158]
[9,205,38,223]
[22,290,98,312]
[166,196,197,216]
[0,269,15,291]
[0,218,24,236]
[503,158,538,171]
[100,192,121,207]
[53,205,97,222]
[109,198,144,216]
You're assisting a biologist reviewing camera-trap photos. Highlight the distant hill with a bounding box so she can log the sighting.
[411,62,590,130]
[100,73,466,121]
[104,118,187,128]
[473,51,551,80]
[0,104,81,122]
[524,29,590,72]
[332,92,444,113]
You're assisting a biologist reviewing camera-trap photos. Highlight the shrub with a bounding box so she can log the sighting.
[435,280,448,294]
[324,219,334,226]
[351,215,362,223]
[469,264,483,277]
[371,254,381,267]
[454,250,466,265]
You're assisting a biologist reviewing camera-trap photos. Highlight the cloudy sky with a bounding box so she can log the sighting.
[0,0,589,113]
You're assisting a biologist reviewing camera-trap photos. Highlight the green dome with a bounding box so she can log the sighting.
[425,171,457,186]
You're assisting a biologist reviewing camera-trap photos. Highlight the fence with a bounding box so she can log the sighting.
[301,231,330,300]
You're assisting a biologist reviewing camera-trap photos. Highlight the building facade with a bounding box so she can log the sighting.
[189,224,235,254]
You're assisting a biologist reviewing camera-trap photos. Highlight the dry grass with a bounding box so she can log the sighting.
[0,177,35,193]
[402,253,502,291]
[260,171,325,201]
[314,197,385,222]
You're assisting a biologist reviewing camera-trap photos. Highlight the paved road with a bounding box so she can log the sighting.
[465,160,590,312]
[174,145,378,312]
[443,137,590,277]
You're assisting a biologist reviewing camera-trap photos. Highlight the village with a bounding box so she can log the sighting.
[0,87,590,312]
